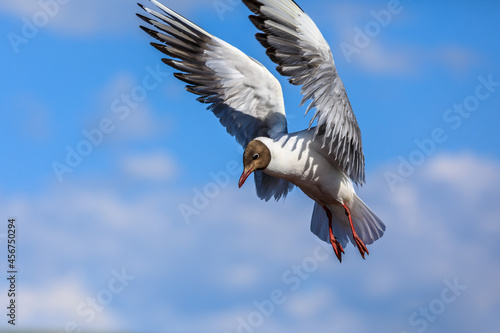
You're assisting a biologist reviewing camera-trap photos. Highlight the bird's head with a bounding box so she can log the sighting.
[238,140,271,188]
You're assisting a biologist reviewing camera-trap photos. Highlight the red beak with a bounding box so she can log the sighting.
[238,168,253,188]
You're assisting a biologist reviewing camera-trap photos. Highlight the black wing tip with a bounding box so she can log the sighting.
[243,0,304,15]
[136,8,155,28]
[254,33,278,63]
[254,32,281,66]
[242,0,263,14]
[139,25,154,34]
[248,14,266,30]
[136,13,150,22]
[141,26,167,43]
[255,33,268,46]
[137,3,147,11]
[150,42,167,53]
[173,72,195,85]
[162,58,173,65]
[164,57,190,71]
[265,48,279,64]
[290,0,304,12]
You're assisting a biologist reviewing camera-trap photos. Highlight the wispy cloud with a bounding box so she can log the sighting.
[325,1,481,77]
[3,151,500,332]
[0,0,213,36]
[19,275,121,330]
[95,72,167,142]
[120,151,178,181]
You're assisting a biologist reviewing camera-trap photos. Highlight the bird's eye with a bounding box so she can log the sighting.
[252,153,260,160]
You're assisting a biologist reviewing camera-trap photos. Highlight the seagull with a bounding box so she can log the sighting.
[137,0,386,262]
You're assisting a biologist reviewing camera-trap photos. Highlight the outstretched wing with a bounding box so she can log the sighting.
[137,0,294,200]
[243,0,365,185]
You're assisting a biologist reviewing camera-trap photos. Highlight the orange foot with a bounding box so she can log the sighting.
[353,234,369,259]
[343,203,369,259]
[330,235,345,263]
[323,205,345,263]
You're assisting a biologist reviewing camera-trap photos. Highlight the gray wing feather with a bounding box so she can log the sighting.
[138,1,294,200]
[254,171,294,202]
[243,0,365,185]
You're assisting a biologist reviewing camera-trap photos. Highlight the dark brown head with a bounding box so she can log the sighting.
[238,140,271,188]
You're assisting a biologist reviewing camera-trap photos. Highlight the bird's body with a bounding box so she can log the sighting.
[246,132,384,259]
[138,0,386,262]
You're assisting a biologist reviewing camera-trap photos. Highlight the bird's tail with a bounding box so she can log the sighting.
[310,196,386,248]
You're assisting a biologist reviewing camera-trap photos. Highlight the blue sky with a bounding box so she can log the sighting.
[1,0,500,332]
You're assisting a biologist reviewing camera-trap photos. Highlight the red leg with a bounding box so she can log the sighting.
[322,205,344,263]
[342,203,369,259]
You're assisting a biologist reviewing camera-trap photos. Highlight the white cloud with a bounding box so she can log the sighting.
[284,288,332,318]
[434,44,480,75]
[0,0,214,36]
[353,40,417,75]
[1,151,500,332]
[325,1,480,76]
[93,71,171,142]
[0,1,40,17]
[2,0,480,78]
[423,152,500,201]
[19,275,121,330]
[120,151,178,180]
[360,152,500,323]
[349,40,479,78]
[220,263,261,289]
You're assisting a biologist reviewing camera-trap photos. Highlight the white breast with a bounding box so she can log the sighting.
[257,131,356,206]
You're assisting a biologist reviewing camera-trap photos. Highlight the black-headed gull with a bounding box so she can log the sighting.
[137,0,386,262]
